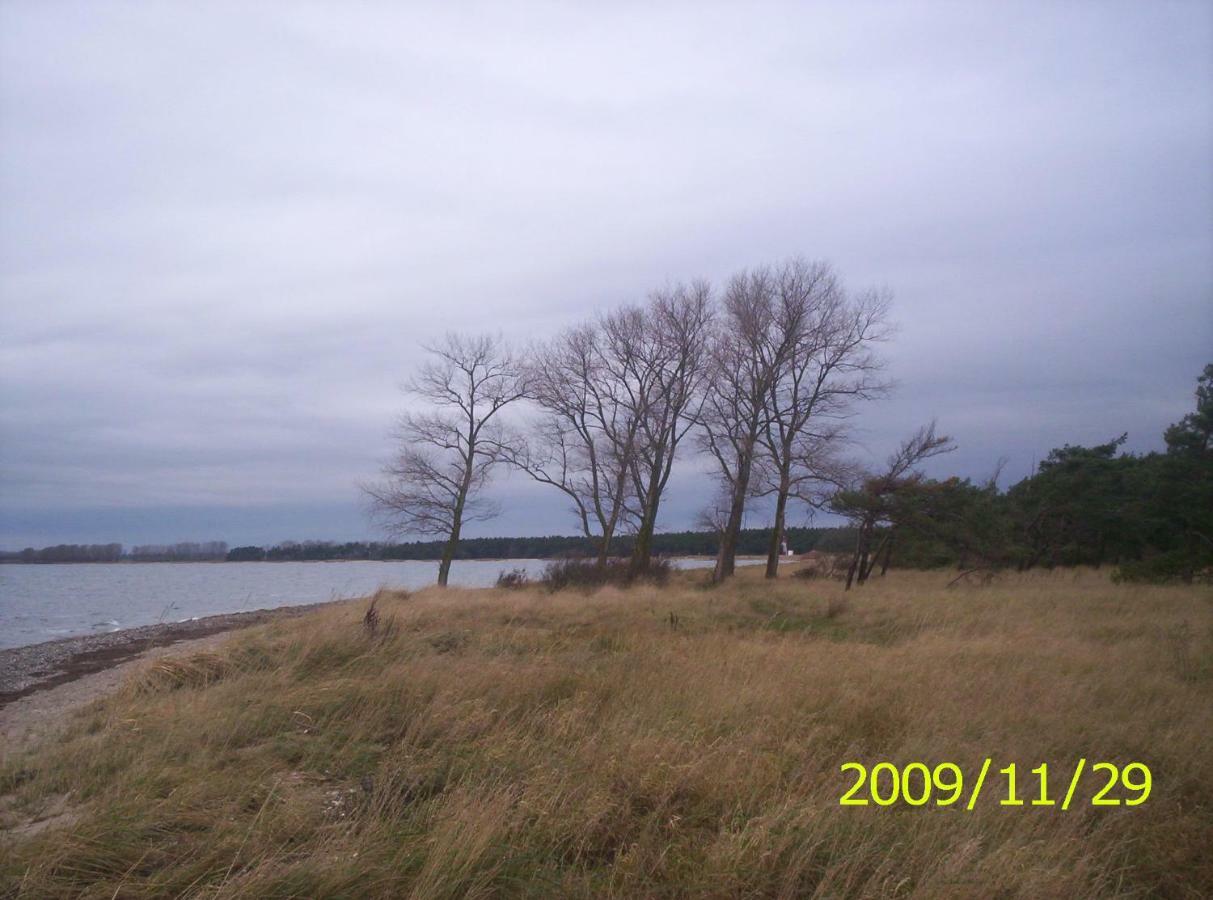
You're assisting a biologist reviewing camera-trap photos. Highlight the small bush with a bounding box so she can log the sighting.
[793,552,846,580]
[495,568,530,589]
[540,557,672,591]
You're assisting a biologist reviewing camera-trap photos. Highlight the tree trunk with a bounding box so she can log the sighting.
[596,474,628,571]
[631,487,660,574]
[438,459,473,587]
[595,523,616,571]
[437,525,459,587]
[879,532,895,577]
[857,535,880,584]
[845,523,868,590]
[764,487,789,579]
[630,457,667,576]
[632,515,656,573]
[713,460,752,583]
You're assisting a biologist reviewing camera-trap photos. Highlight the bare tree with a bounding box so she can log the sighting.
[508,323,638,568]
[699,266,792,583]
[759,260,891,578]
[364,333,527,586]
[611,281,715,574]
[832,421,956,589]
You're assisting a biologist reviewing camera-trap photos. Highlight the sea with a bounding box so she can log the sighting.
[0,557,735,650]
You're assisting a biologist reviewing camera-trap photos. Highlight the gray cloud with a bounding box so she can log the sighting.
[2,1,1211,547]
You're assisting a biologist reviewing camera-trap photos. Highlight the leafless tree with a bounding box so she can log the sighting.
[611,281,715,574]
[363,333,527,586]
[698,266,794,582]
[759,260,891,578]
[507,323,639,568]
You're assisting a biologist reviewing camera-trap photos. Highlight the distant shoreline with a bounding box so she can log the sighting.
[0,554,768,566]
[0,526,847,565]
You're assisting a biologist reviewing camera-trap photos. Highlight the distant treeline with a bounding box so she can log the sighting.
[227,527,854,562]
[0,541,229,564]
[131,542,230,562]
[1,528,855,565]
[1,543,125,564]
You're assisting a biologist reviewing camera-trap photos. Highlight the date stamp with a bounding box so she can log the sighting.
[839,759,1152,809]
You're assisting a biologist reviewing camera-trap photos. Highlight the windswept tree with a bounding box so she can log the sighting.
[831,421,955,589]
[508,323,639,568]
[759,260,890,578]
[888,471,1017,580]
[364,333,527,586]
[618,282,715,574]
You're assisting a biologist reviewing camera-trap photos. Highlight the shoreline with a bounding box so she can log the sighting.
[0,600,346,708]
[0,556,778,706]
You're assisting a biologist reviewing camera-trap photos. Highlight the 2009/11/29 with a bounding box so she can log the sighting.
[839,760,1152,810]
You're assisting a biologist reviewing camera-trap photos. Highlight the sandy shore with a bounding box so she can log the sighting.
[0,601,351,755]
[0,602,344,706]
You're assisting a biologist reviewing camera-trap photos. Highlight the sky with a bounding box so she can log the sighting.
[1,1,1210,550]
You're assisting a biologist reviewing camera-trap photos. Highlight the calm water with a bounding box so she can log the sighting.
[0,558,726,650]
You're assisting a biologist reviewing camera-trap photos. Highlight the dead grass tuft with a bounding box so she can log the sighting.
[127,651,230,694]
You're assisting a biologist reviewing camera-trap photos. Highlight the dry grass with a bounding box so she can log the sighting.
[1,567,1211,898]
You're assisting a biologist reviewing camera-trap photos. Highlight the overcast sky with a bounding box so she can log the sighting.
[1,1,1210,549]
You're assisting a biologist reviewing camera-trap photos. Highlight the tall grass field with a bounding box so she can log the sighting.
[2,567,1211,897]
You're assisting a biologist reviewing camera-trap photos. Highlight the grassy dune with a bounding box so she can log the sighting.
[2,568,1211,898]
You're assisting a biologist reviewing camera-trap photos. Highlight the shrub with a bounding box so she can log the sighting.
[495,568,531,589]
[793,552,846,580]
[540,557,672,591]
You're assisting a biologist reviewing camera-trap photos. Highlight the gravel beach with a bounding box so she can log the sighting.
[0,601,341,707]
